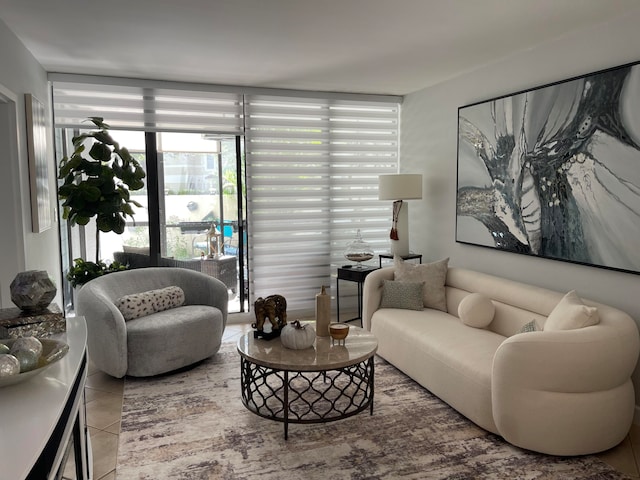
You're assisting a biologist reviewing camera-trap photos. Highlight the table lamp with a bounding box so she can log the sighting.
[378,174,423,256]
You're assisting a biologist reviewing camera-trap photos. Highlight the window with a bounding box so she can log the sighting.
[52,79,247,312]
[245,96,398,310]
[51,75,400,315]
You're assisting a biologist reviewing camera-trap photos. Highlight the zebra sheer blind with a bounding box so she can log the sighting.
[245,95,399,310]
[52,79,244,134]
[51,76,400,312]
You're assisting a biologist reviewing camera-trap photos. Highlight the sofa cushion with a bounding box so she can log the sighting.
[370,308,504,434]
[544,290,599,331]
[125,304,223,377]
[380,280,424,310]
[116,286,186,321]
[394,256,449,311]
[458,293,495,328]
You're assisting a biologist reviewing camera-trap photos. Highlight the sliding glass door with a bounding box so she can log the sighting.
[156,133,247,310]
[99,130,149,263]
[57,127,247,313]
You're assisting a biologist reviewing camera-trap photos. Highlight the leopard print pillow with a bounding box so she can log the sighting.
[115,286,186,321]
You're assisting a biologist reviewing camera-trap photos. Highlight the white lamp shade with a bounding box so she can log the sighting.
[378,174,423,200]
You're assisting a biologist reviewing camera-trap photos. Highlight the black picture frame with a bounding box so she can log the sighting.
[456,61,640,275]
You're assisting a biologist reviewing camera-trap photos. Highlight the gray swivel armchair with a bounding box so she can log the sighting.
[76,267,228,378]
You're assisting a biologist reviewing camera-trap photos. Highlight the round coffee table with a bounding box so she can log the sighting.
[237,323,378,439]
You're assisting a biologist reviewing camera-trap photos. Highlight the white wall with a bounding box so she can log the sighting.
[0,19,61,307]
[401,8,640,410]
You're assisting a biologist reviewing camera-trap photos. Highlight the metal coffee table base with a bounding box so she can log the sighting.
[240,356,375,439]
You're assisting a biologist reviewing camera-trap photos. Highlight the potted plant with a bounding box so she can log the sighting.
[66,258,128,289]
[58,117,146,287]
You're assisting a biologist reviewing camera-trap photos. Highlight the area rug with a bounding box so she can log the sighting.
[117,342,630,479]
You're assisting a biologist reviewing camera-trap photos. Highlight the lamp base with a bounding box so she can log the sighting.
[390,240,409,257]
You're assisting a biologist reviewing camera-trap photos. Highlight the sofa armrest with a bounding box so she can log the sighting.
[493,322,638,393]
[76,285,129,378]
[362,267,395,331]
[492,315,639,455]
[175,269,229,328]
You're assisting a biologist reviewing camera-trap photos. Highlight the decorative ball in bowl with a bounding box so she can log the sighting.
[0,337,69,387]
[329,323,349,344]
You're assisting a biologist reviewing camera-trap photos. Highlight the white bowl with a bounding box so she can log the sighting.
[0,338,69,387]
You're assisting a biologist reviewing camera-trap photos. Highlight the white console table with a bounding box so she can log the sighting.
[0,315,91,480]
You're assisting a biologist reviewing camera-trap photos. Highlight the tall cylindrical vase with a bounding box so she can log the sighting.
[315,285,331,337]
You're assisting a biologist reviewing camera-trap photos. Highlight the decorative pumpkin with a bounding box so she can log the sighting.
[280,320,316,350]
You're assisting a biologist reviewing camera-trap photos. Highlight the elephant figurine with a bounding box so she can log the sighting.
[252,294,288,334]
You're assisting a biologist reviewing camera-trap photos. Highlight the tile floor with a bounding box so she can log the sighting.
[85,321,640,479]
[85,320,254,479]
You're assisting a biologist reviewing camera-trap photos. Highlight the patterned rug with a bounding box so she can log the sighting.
[117,341,629,479]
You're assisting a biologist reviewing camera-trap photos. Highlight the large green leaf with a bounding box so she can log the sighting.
[57,184,75,197]
[89,142,112,162]
[61,206,72,220]
[79,184,101,202]
[112,214,126,234]
[112,162,124,178]
[121,167,146,189]
[121,204,135,216]
[58,158,72,178]
[72,134,90,148]
[58,154,83,178]
[95,177,116,194]
[96,213,125,233]
[92,131,115,145]
[96,215,112,232]
[78,159,101,177]
[117,146,133,163]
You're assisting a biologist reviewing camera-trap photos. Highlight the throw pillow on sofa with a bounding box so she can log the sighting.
[116,286,186,321]
[520,319,540,333]
[394,256,449,312]
[380,280,424,311]
[544,290,599,331]
[458,293,495,328]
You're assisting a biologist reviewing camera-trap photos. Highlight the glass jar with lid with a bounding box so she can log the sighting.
[344,229,374,268]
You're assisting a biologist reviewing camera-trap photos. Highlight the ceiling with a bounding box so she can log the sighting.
[1,0,639,96]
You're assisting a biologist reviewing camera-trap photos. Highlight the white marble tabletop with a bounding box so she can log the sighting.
[237,322,377,371]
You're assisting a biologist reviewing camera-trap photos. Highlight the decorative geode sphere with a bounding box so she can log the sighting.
[10,270,56,313]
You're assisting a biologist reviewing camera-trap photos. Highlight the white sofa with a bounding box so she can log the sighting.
[362,264,640,456]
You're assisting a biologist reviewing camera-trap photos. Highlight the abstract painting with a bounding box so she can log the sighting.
[456,61,640,274]
[25,93,51,233]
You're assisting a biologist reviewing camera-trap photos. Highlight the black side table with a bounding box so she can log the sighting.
[336,266,379,324]
[378,253,423,268]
